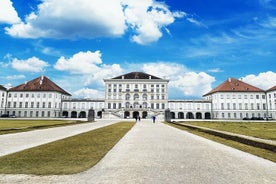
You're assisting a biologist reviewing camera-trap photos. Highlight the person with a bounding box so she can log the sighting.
[152,116,156,123]
[138,116,141,121]
[135,116,138,122]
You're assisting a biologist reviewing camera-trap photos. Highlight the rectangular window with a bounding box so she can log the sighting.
[42,102,46,108]
[256,95,259,99]
[48,102,51,108]
[25,102,28,108]
[37,102,40,108]
[19,102,22,108]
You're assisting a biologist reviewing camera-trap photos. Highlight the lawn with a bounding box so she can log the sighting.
[180,121,276,140]
[166,122,276,162]
[0,121,135,175]
[0,119,87,135]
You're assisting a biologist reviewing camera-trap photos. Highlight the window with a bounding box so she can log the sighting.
[48,102,51,108]
[31,102,34,108]
[262,95,265,99]
[263,104,266,110]
[251,103,254,110]
[20,93,23,98]
[221,103,224,110]
[37,102,40,108]
[256,95,259,99]
[19,102,22,108]
[26,94,29,98]
[13,102,16,108]
[244,95,247,99]
[227,103,230,110]
[245,103,248,110]
[25,102,28,108]
[42,102,46,108]
[233,103,236,110]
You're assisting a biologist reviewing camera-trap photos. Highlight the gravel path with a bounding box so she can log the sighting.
[0,119,275,184]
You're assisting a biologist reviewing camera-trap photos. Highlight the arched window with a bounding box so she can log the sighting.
[142,94,147,100]
[134,94,139,100]
[125,93,130,100]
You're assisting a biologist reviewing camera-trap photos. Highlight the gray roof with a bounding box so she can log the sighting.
[112,72,161,80]
[0,85,7,91]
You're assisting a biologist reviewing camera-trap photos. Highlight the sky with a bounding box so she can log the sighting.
[0,0,275,99]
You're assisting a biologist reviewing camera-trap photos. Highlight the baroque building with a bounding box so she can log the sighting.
[103,72,169,119]
[0,72,275,120]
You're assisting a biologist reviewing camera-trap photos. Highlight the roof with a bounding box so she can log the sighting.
[267,86,276,92]
[9,76,71,96]
[112,72,161,80]
[0,85,6,91]
[203,77,264,96]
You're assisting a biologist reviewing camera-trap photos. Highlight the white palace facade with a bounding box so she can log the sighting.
[0,72,275,120]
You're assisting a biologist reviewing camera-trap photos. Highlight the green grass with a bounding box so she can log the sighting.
[165,122,276,162]
[0,121,135,175]
[180,121,276,140]
[0,120,88,135]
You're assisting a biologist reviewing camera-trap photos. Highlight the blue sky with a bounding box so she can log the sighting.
[0,0,275,99]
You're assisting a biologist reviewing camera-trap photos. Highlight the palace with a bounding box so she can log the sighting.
[0,71,275,120]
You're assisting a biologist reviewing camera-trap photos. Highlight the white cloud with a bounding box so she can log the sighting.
[142,62,188,79]
[241,71,276,90]
[170,72,215,97]
[5,0,126,39]
[11,57,49,73]
[54,50,123,87]
[208,68,223,73]
[5,0,184,44]
[142,62,215,97]
[122,0,185,44]
[73,88,104,99]
[54,51,103,74]
[54,50,123,81]
[6,75,25,80]
[0,0,20,24]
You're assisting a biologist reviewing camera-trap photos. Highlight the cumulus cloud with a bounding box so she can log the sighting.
[11,57,49,73]
[5,0,126,39]
[54,51,103,74]
[54,50,123,88]
[241,71,276,90]
[170,72,215,97]
[0,0,20,24]
[122,0,185,44]
[5,0,184,44]
[6,75,25,80]
[142,62,215,97]
[73,88,104,99]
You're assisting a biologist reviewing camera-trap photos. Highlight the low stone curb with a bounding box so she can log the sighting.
[170,122,276,153]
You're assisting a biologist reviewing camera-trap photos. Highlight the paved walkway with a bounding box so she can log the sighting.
[0,119,120,156]
[0,119,276,184]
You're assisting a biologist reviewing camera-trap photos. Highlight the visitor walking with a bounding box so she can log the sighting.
[152,116,156,123]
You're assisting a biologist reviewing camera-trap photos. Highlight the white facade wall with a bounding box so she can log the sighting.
[61,99,105,118]
[267,89,276,119]
[5,91,70,118]
[168,100,212,119]
[204,91,268,119]
[104,79,169,111]
[0,89,6,116]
